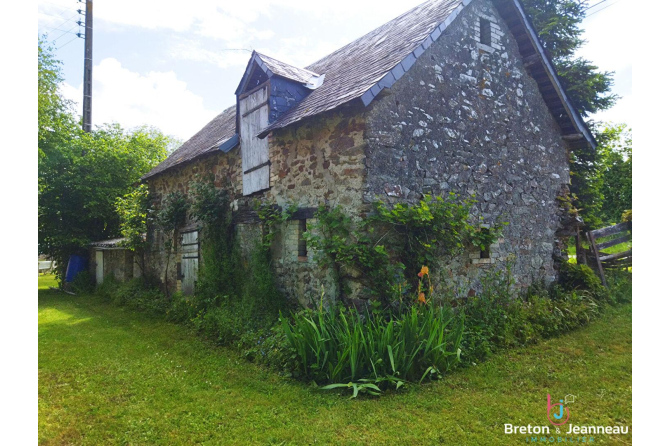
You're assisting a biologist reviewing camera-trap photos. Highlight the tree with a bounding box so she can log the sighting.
[38,39,174,282]
[597,124,632,224]
[116,184,152,276]
[520,0,617,115]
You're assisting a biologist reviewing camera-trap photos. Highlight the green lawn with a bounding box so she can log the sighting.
[39,279,632,445]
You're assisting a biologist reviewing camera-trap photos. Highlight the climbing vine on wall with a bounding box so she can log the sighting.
[189,178,238,305]
[306,194,506,306]
[154,190,189,296]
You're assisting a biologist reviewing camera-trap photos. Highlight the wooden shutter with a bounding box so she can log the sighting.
[240,86,270,195]
[181,231,199,295]
[95,250,104,285]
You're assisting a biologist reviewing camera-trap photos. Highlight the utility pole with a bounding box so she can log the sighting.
[82,0,93,132]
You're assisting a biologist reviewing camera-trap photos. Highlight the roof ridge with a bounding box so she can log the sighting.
[304,0,443,72]
[255,51,320,78]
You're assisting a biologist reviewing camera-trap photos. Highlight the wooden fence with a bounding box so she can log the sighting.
[582,221,632,287]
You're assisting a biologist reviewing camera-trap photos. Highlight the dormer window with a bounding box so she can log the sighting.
[235,52,323,196]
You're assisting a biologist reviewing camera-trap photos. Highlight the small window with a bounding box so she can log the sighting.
[480,18,492,46]
[298,219,307,258]
[480,228,491,258]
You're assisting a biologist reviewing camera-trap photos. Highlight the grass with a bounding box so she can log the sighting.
[39,276,632,445]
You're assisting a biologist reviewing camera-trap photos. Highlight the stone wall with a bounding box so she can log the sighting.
[145,105,368,303]
[145,148,241,291]
[363,0,571,293]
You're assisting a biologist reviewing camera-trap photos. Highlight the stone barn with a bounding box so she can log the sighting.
[141,0,595,302]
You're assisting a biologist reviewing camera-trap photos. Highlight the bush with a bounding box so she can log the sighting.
[70,270,95,294]
[459,266,608,365]
[558,261,605,298]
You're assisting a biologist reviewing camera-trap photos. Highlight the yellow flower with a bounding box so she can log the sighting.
[417,266,429,278]
[418,292,426,304]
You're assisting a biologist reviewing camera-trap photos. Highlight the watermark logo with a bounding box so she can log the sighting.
[547,394,570,426]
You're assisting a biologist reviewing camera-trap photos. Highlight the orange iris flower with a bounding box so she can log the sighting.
[418,292,426,304]
[418,266,429,278]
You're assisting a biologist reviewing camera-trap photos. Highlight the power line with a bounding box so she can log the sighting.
[41,12,79,36]
[586,0,621,17]
[57,35,80,50]
[585,0,609,11]
[51,23,79,43]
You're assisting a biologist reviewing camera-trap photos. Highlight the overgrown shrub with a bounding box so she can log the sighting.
[458,265,629,365]
[70,270,95,294]
[558,261,606,299]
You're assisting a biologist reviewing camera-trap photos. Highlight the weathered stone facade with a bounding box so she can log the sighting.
[143,0,582,303]
[363,0,570,291]
[146,106,368,304]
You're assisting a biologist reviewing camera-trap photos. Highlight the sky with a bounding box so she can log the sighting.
[36,0,633,143]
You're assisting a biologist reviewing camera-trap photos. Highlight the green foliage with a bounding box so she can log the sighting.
[520,1,620,230]
[281,300,464,392]
[255,201,298,248]
[558,261,605,297]
[153,191,189,295]
[369,194,474,270]
[38,39,173,283]
[116,184,151,255]
[95,276,168,314]
[570,123,633,229]
[70,270,95,294]
[188,179,239,301]
[306,195,504,304]
[520,0,616,116]
[458,264,620,364]
[305,205,400,302]
[598,124,632,224]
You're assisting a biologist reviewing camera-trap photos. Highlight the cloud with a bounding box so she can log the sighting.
[61,58,219,140]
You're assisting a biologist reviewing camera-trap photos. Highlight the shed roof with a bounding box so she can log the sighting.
[90,237,129,249]
[143,0,595,181]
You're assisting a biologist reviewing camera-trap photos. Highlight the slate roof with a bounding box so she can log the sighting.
[142,105,236,180]
[256,52,320,85]
[260,0,463,136]
[143,0,594,180]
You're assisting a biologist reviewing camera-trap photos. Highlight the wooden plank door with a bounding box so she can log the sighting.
[181,231,199,295]
[95,250,104,285]
[240,86,270,195]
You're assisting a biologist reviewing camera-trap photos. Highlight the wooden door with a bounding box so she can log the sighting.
[181,231,199,295]
[240,86,270,195]
[95,250,104,285]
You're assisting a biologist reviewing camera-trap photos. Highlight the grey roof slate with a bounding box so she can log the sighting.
[142,105,236,179]
[256,52,320,85]
[260,0,462,136]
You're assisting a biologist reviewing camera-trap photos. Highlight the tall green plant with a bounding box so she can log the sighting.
[281,300,464,390]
